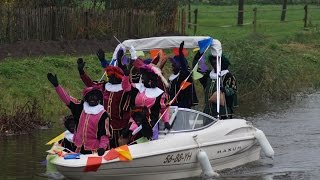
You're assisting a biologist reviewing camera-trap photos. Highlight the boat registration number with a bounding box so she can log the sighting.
[163,152,192,164]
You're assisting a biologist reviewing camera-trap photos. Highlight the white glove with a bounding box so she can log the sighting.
[129,45,137,60]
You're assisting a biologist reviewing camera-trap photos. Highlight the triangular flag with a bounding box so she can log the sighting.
[199,55,208,72]
[150,49,165,60]
[136,51,145,57]
[193,47,200,52]
[136,137,149,144]
[173,48,188,57]
[103,148,119,161]
[180,80,192,90]
[192,63,204,80]
[46,131,65,145]
[198,38,213,54]
[116,145,133,161]
[84,157,102,172]
[121,55,129,65]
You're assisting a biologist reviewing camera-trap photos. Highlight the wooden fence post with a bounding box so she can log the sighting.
[85,11,89,39]
[281,0,287,21]
[253,7,257,33]
[304,4,308,28]
[188,0,191,29]
[238,0,244,26]
[181,8,186,35]
[193,8,198,35]
[52,7,56,40]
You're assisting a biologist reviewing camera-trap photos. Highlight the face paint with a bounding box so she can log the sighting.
[85,90,102,106]
[108,75,122,84]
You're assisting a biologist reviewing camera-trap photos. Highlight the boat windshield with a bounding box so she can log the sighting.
[159,106,218,132]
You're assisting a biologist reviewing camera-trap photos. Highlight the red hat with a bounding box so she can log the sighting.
[104,66,124,79]
[82,85,103,98]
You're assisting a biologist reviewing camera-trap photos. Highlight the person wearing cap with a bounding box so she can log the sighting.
[122,58,171,141]
[193,53,238,120]
[168,41,198,109]
[77,49,131,148]
[47,73,110,156]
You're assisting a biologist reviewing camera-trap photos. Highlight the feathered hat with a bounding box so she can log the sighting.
[133,59,169,87]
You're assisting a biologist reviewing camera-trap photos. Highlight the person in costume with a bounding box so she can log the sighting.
[47,73,110,156]
[77,49,132,148]
[193,52,238,120]
[168,41,198,108]
[122,58,171,141]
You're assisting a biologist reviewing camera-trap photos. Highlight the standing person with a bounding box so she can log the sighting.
[122,59,171,140]
[193,53,237,120]
[168,41,198,108]
[47,73,110,156]
[77,49,131,148]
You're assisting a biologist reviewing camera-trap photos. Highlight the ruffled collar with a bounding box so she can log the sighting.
[83,102,105,115]
[209,70,229,80]
[135,83,164,98]
[105,82,123,92]
[168,72,180,81]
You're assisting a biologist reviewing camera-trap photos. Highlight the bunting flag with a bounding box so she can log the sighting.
[116,145,133,161]
[136,137,149,144]
[150,49,165,60]
[180,80,192,90]
[192,47,200,52]
[198,38,213,54]
[121,55,129,65]
[136,51,145,57]
[84,156,102,172]
[103,145,133,162]
[104,148,119,161]
[199,55,208,72]
[45,131,65,145]
[192,63,204,80]
[173,48,188,57]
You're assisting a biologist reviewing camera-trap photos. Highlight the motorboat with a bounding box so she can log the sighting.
[50,36,274,180]
[52,107,274,180]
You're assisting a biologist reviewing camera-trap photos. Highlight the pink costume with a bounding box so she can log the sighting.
[122,76,169,140]
[55,85,110,152]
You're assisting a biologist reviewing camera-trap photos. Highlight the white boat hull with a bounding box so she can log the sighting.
[53,115,271,180]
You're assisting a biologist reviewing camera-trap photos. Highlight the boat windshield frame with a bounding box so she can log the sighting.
[159,107,218,134]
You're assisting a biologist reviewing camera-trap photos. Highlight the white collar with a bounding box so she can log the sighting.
[105,83,123,92]
[83,102,105,115]
[209,70,229,80]
[168,72,180,81]
[135,83,164,98]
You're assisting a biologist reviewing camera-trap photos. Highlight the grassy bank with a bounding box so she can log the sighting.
[0,5,320,127]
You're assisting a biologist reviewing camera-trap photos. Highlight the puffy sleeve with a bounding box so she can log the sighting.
[160,93,169,123]
[80,72,95,87]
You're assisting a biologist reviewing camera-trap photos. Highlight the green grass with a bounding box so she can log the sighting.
[1,4,320,123]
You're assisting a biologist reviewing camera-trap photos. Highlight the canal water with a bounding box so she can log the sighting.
[0,92,319,180]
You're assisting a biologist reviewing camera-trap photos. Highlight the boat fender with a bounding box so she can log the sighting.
[197,150,219,178]
[255,129,275,159]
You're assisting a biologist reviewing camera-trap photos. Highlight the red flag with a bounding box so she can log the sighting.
[180,80,191,90]
[173,48,188,57]
[84,156,102,172]
[103,148,119,161]
[150,49,165,60]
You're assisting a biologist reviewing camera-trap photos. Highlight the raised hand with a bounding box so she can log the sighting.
[47,73,59,87]
[77,58,86,75]
[96,49,105,62]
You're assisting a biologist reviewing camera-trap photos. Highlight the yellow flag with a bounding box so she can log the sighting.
[46,131,65,145]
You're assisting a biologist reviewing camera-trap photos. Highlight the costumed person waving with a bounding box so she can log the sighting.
[47,73,110,156]
[122,56,171,141]
[168,41,198,108]
[193,53,237,120]
[77,49,131,148]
